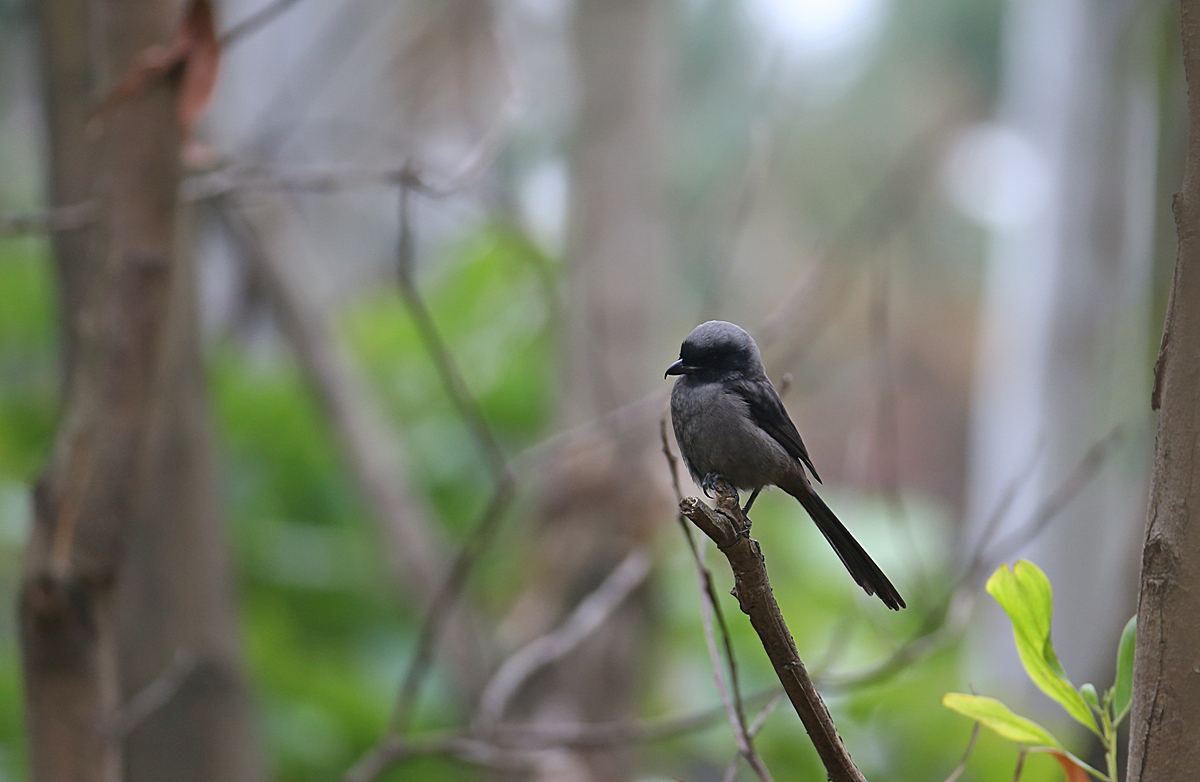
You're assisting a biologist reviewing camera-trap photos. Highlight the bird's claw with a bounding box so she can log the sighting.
[701,473,722,499]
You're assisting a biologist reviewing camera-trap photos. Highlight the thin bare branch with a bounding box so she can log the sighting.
[342,43,523,767]
[343,734,540,782]
[108,648,199,738]
[386,176,516,736]
[747,693,784,738]
[489,686,781,750]
[758,121,956,363]
[661,415,684,503]
[820,429,1118,693]
[1013,748,1028,782]
[474,549,653,728]
[966,436,1046,574]
[868,267,929,594]
[985,427,1121,565]
[942,722,981,782]
[348,687,786,781]
[0,203,95,237]
[220,198,453,605]
[220,0,308,46]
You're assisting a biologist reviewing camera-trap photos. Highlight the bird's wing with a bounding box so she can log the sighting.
[729,377,822,484]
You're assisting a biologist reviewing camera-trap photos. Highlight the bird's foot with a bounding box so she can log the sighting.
[701,472,723,499]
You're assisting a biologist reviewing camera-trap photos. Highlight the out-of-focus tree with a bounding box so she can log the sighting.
[19,1,262,781]
[492,0,675,779]
[963,0,1159,690]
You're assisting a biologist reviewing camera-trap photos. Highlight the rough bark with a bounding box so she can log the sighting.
[21,1,264,781]
[1126,2,1200,780]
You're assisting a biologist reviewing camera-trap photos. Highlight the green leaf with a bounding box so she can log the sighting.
[943,694,1111,782]
[1113,615,1136,724]
[941,693,1062,747]
[987,561,1099,734]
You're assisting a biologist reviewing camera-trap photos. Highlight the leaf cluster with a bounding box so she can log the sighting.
[943,560,1136,781]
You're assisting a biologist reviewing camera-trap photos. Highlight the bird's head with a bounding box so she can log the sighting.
[665,320,763,378]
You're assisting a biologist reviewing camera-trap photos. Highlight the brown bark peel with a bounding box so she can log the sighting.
[680,491,868,782]
[1127,2,1200,780]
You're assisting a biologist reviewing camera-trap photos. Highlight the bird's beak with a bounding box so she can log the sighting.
[665,359,692,378]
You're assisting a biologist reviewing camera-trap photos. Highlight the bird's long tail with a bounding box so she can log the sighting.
[782,480,906,610]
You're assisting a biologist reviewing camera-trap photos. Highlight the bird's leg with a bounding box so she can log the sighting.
[701,472,723,499]
[742,487,762,515]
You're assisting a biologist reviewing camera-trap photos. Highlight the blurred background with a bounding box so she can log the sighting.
[0,0,1182,779]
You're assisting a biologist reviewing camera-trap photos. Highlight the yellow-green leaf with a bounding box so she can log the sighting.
[987,561,1099,734]
[941,693,1061,747]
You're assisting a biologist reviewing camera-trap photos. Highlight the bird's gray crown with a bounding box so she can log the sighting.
[677,320,763,374]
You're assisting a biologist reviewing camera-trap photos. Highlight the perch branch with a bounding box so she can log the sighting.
[662,417,772,782]
[679,482,868,782]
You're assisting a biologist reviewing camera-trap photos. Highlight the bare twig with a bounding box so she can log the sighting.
[984,427,1121,566]
[348,687,785,782]
[386,176,516,737]
[220,199,454,607]
[220,0,308,46]
[966,436,1046,571]
[868,267,929,594]
[343,684,786,782]
[747,692,784,738]
[337,35,520,766]
[758,122,955,365]
[1012,748,1028,782]
[724,693,787,782]
[820,429,1119,693]
[108,648,199,738]
[0,203,95,237]
[344,734,539,782]
[474,549,653,728]
[660,415,684,503]
[680,483,867,782]
[488,686,781,749]
[942,722,980,782]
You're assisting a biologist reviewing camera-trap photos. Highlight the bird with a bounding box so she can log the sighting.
[666,320,905,610]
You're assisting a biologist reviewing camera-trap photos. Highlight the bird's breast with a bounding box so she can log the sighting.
[670,378,796,490]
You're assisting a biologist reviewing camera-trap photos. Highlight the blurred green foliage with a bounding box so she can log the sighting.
[0,221,1070,782]
[0,237,58,781]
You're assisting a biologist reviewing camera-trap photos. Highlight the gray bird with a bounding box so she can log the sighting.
[666,320,905,610]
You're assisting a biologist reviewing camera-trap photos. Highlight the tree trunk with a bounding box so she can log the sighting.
[20,1,264,781]
[1126,3,1200,779]
[497,0,675,780]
